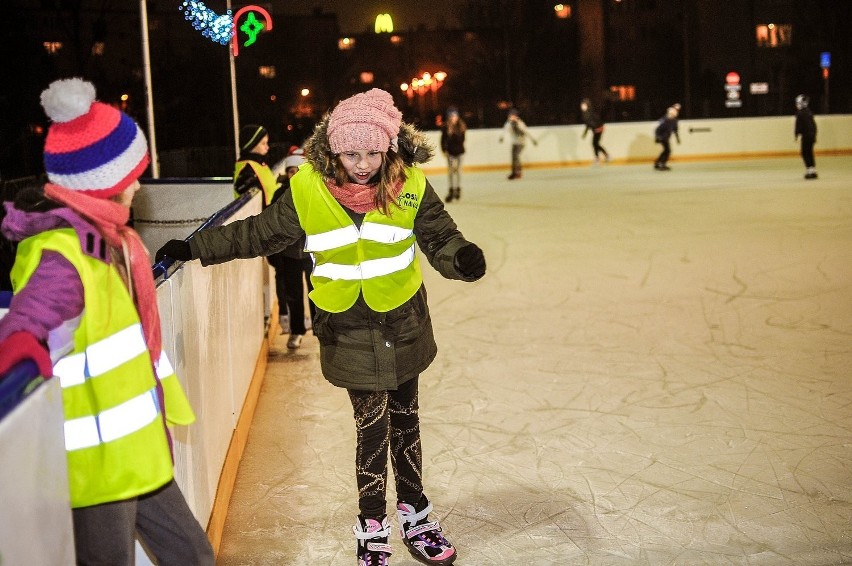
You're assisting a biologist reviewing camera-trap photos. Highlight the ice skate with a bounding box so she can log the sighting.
[278,314,290,335]
[445,188,454,202]
[354,516,393,566]
[287,334,303,349]
[804,167,818,180]
[397,496,456,565]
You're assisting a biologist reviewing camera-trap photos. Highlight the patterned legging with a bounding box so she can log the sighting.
[348,376,423,518]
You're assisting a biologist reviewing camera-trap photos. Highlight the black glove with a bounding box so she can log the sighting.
[155,239,193,262]
[454,243,486,280]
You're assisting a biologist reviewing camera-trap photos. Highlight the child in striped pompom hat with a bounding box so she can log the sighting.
[0,78,214,565]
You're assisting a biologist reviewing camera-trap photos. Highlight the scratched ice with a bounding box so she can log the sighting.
[217,157,852,566]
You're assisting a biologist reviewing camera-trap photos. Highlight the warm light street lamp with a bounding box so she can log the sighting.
[400,71,447,124]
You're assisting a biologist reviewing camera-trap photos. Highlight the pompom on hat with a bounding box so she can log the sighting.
[327,88,403,154]
[40,78,149,199]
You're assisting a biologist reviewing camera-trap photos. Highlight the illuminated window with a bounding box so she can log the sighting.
[609,85,636,101]
[43,41,63,54]
[360,72,374,84]
[338,37,355,50]
[389,34,403,45]
[554,4,572,19]
[258,66,276,78]
[91,42,105,56]
[756,23,792,47]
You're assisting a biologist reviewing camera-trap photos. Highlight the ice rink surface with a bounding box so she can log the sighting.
[217,156,852,565]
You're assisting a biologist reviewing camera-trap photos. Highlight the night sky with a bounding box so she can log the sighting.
[293,1,461,34]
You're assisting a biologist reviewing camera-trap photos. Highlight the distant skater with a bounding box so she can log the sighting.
[654,103,681,171]
[499,108,537,179]
[440,107,466,202]
[580,98,609,164]
[794,94,818,180]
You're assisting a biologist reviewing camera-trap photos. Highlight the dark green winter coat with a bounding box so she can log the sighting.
[188,116,480,391]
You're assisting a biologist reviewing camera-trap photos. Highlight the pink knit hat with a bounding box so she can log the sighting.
[327,88,403,154]
[40,78,149,198]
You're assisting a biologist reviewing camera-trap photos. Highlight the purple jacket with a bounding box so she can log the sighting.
[0,202,105,343]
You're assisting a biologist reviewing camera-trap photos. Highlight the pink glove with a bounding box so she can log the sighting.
[0,332,53,378]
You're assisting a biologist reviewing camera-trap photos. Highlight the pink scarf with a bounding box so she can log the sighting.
[324,178,404,214]
[45,183,162,364]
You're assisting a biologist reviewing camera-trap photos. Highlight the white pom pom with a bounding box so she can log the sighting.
[40,78,97,123]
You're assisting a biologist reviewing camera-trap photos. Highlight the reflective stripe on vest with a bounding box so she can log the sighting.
[55,323,147,388]
[64,388,159,451]
[312,243,416,280]
[305,223,414,251]
[291,165,426,313]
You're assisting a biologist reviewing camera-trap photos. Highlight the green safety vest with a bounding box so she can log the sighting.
[233,160,280,206]
[11,228,195,508]
[291,165,426,313]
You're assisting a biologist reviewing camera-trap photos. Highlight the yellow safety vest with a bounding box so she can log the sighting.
[233,160,280,206]
[291,165,425,313]
[10,228,195,508]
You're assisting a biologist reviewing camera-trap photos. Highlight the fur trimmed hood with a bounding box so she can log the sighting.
[303,113,434,178]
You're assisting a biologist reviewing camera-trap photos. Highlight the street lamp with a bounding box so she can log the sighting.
[400,71,447,125]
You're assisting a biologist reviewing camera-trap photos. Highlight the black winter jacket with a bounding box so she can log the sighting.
[795,108,817,140]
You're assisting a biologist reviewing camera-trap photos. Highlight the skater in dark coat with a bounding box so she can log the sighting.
[156,88,485,566]
[440,106,466,202]
[794,94,818,180]
[654,103,681,170]
[580,98,609,164]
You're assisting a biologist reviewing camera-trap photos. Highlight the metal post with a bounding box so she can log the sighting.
[228,0,240,159]
[682,0,691,116]
[139,0,159,177]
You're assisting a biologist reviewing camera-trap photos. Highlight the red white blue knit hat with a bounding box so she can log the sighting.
[40,78,150,198]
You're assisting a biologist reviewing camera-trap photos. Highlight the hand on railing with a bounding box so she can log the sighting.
[0,331,52,378]
[155,240,193,263]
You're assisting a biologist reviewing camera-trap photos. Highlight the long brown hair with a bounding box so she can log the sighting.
[332,150,408,215]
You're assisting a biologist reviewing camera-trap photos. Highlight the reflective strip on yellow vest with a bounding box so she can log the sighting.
[64,388,159,450]
[10,228,190,507]
[55,323,148,388]
[312,244,416,280]
[234,160,280,205]
[54,323,194,428]
[291,165,426,313]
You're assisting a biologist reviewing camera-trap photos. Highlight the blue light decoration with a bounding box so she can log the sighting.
[180,1,233,45]
[179,2,273,56]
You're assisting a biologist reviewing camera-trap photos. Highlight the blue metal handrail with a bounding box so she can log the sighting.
[0,360,44,421]
[152,187,259,281]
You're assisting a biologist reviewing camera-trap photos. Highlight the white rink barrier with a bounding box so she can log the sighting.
[144,189,272,562]
[0,378,75,565]
[419,114,852,173]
